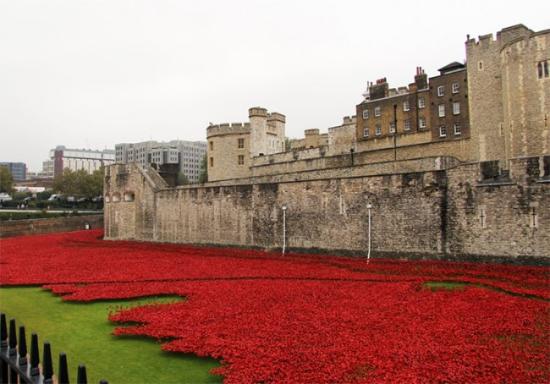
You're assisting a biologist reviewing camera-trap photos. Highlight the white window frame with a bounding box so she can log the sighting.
[438,104,445,117]
[439,126,447,137]
[452,82,459,94]
[437,86,444,97]
[537,60,549,79]
[374,106,381,117]
[375,124,381,136]
[363,128,369,138]
[453,123,461,135]
[404,119,411,131]
[389,121,396,134]
[418,97,425,109]
[419,117,426,129]
[452,102,460,115]
[403,100,410,112]
[362,109,369,119]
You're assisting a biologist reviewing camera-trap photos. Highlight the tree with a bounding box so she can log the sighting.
[198,154,208,183]
[0,166,13,193]
[53,167,104,198]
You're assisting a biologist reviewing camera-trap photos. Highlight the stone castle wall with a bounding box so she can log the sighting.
[104,157,549,260]
[501,30,550,159]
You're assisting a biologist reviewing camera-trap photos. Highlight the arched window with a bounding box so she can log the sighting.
[112,193,121,202]
[123,192,135,202]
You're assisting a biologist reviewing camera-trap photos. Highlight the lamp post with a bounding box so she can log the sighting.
[282,205,287,255]
[366,203,373,263]
[393,104,397,161]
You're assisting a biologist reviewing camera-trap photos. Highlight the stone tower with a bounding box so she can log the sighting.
[466,24,549,167]
[249,107,269,157]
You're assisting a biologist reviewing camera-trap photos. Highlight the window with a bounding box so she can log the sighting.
[530,207,538,228]
[438,104,445,117]
[479,207,486,228]
[418,97,425,109]
[419,117,426,129]
[375,124,381,136]
[238,155,244,165]
[209,157,214,167]
[454,123,462,135]
[537,60,549,79]
[403,100,410,111]
[389,121,396,134]
[452,102,460,115]
[439,126,447,137]
[238,138,244,148]
[363,128,369,137]
[437,86,444,97]
[478,61,483,71]
[209,141,213,151]
[404,119,411,131]
[374,106,381,117]
[452,82,459,93]
[362,109,369,119]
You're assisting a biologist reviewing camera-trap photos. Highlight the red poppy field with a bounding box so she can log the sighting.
[0,230,548,383]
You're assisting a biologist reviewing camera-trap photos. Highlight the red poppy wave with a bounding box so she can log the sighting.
[1,230,548,383]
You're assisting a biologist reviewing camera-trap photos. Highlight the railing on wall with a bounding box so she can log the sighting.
[0,313,108,384]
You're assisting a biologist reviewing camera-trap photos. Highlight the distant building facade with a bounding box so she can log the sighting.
[46,146,115,178]
[41,160,54,178]
[0,162,27,181]
[115,140,206,183]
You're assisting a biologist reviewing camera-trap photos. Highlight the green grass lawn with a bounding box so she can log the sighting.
[0,287,221,384]
[423,281,468,291]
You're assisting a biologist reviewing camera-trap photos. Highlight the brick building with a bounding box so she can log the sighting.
[429,62,470,141]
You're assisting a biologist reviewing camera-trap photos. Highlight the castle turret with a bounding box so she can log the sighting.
[267,112,286,153]
[249,107,268,157]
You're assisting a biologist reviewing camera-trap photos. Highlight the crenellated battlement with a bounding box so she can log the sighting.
[249,107,268,118]
[305,128,320,136]
[267,112,286,123]
[207,122,251,137]
[466,24,534,51]
[342,115,356,125]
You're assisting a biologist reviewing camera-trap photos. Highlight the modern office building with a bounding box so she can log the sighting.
[115,140,207,183]
[0,162,27,181]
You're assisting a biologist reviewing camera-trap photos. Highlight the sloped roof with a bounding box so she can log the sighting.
[438,61,466,74]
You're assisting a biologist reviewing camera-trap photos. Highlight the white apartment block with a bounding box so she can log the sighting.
[115,140,207,183]
[44,146,115,178]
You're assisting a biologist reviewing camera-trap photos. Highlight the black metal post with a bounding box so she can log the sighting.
[77,365,88,384]
[18,327,27,367]
[8,320,16,384]
[0,314,7,384]
[43,342,53,384]
[59,353,69,384]
[7,321,16,358]
[30,333,40,377]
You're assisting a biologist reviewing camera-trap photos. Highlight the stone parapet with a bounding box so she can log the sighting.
[206,123,251,138]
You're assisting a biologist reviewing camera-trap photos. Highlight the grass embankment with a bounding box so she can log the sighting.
[0,211,82,221]
[0,287,221,384]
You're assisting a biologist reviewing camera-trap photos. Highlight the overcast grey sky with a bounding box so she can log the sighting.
[1,0,549,171]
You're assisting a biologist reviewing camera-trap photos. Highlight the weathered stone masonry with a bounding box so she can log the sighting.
[104,156,549,260]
